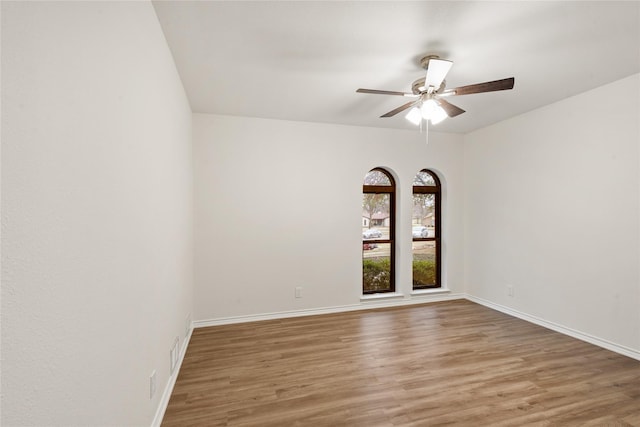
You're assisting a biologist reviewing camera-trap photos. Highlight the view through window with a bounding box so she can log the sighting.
[412,169,441,289]
[362,168,395,294]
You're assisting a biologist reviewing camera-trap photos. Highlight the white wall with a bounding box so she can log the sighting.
[464,74,640,353]
[193,114,464,321]
[1,2,193,425]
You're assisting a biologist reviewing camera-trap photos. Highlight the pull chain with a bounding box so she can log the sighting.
[418,118,429,146]
[425,118,429,146]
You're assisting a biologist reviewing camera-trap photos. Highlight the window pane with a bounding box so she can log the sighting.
[363,194,391,239]
[363,243,392,292]
[412,193,436,230]
[413,171,436,186]
[413,241,437,288]
[364,170,392,186]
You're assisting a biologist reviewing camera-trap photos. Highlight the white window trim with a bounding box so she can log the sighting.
[360,292,404,302]
[410,288,450,297]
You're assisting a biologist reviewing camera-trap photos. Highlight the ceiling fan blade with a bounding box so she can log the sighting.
[380,100,419,118]
[424,59,453,89]
[448,77,515,96]
[436,99,465,117]
[357,88,417,97]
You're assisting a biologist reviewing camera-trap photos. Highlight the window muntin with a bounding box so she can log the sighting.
[362,168,395,294]
[412,169,441,289]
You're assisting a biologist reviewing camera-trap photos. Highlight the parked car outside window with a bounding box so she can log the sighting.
[363,228,382,239]
[412,226,429,238]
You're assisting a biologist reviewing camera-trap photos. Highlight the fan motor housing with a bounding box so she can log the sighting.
[419,54,441,70]
[412,77,445,95]
[412,55,447,94]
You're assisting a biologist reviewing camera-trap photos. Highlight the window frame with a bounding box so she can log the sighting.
[412,169,442,289]
[362,168,396,294]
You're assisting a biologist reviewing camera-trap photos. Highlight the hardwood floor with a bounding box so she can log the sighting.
[161,300,640,426]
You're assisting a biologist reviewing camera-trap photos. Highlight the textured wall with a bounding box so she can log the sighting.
[193,114,465,321]
[1,2,193,425]
[464,74,640,353]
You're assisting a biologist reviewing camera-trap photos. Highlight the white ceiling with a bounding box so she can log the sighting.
[152,1,640,134]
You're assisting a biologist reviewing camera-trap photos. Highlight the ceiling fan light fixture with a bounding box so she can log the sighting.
[429,106,448,125]
[405,106,422,126]
[405,100,448,126]
[420,99,438,119]
[421,99,447,124]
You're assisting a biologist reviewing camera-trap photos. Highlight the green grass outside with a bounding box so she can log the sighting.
[363,259,436,291]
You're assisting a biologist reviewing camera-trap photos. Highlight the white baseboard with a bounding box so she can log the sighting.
[194,292,465,328]
[466,294,640,362]
[151,324,194,427]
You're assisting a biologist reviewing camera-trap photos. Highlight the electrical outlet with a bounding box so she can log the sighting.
[295,286,302,298]
[150,370,157,399]
[170,337,179,373]
[507,285,514,297]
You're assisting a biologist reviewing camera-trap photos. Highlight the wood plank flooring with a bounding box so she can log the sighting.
[161,300,640,426]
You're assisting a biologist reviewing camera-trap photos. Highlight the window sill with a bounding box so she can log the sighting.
[360,292,404,302]
[410,288,450,297]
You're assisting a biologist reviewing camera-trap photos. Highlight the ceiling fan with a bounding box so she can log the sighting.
[357,55,515,125]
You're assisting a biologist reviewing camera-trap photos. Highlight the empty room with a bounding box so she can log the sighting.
[2,1,639,426]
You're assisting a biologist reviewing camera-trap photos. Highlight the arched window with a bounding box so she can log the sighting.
[362,168,395,294]
[412,169,441,289]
